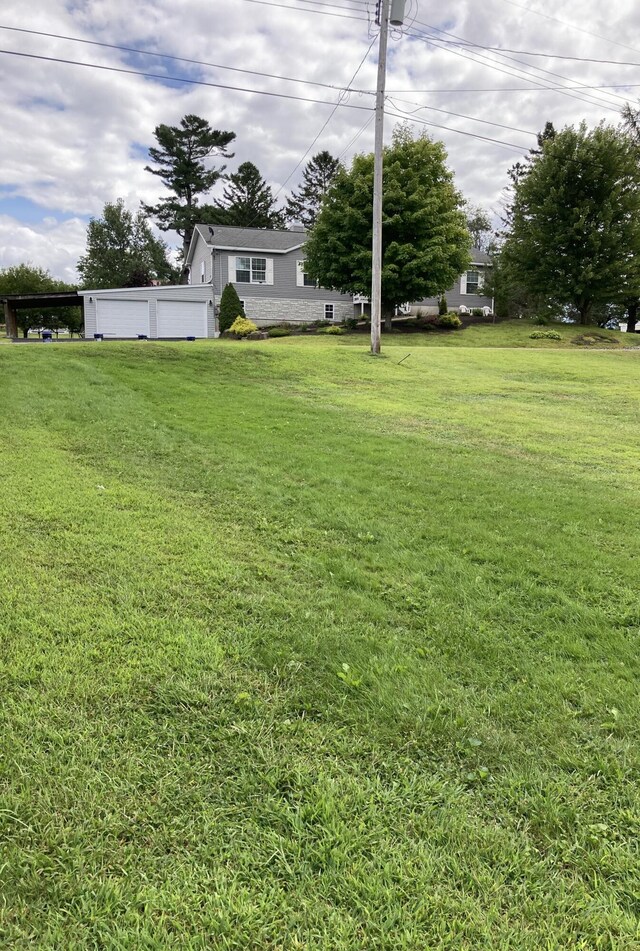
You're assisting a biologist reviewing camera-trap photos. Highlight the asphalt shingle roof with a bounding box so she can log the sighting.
[194,224,307,251]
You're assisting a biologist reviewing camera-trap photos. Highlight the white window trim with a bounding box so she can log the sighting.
[324,303,335,321]
[461,267,484,296]
[231,255,273,285]
[200,260,206,283]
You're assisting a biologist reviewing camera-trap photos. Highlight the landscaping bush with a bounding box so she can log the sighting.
[344,317,359,330]
[229,316,258,337]
[267,326,292,337]
[533,315,550,326]
[438,295,448,316]
[529,330,561,339]
[471,308,484,317]
[317,325,345,335]
[436,313,462,329]
[219,284,245,333]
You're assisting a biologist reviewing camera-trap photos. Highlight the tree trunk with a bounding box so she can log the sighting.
[384,311,393,332]
[627,300,638,334]
[578,301,592,325]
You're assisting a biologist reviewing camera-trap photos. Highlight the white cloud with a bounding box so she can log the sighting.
[0,0,639,278]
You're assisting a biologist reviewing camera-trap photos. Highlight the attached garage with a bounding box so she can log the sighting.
[96,299,149,338]
[157,299,207,338]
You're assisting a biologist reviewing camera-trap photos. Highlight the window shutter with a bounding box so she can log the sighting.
[228,256,236,283]
[296,260,305,287]
[266,258,274,285]
[460,272,467,294]
[477,269,485,291]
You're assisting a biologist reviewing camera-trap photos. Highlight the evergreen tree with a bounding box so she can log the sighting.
[214,162,285,229]
[621,102,640,332]
[465,204,492,251]
[143,115,235,264]
[286,151,342,228]
[501,123,640,324]
[77,200,178,289]
[304,128,470,332]
[218,283,246,333]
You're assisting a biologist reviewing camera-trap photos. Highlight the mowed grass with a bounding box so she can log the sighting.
[1,338,639,949]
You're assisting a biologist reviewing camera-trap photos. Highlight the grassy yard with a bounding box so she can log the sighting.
[1,337,639,948]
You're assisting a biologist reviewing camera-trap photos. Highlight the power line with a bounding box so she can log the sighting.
[336,112,375,160]
[495,0,640,60]
[385,82,640,93]
[0,24,374,97]
[406,25,625,113]
[385,108,528,152]
[240,0,368,21]
[385,95,536,138]
[0,47,374,112]
[410,19,631,110]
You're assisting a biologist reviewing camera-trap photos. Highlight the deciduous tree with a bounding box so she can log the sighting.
[77,200,178,289]
[501,123,640,324]
[304,127,470,330]
[0,264,79,337]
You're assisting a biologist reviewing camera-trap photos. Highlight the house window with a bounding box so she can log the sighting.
[465,270,481,294]
[201,261,206,283]
[235,256,267,284]
[324,303,335,321]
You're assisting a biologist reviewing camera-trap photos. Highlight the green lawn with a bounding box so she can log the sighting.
[1,338,639,948]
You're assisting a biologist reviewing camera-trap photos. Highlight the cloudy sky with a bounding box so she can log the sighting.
[0,0,639,281]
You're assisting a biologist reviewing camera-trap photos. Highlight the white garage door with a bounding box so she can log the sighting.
[96,299,149,337]
[157,300,207,338]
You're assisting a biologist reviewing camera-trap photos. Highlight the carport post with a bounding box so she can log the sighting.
[3,300,17,338]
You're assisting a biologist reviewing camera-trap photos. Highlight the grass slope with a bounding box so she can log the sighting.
[1,339,639,949]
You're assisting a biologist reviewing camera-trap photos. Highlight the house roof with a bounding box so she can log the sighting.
[470,248,491,265]
[186,225,307,265]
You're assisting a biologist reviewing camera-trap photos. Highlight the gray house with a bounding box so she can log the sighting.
[78,226,492,338]
[184,224,353,326]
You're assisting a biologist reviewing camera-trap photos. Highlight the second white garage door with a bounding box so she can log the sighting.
[157,300,207,338]
[96,299,150,337]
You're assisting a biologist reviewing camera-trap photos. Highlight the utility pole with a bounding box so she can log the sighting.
[371,0,405,356]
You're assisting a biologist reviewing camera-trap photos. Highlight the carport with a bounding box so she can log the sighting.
[2,291,84,338]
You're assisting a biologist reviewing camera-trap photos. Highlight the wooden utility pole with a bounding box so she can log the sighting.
[370,0,405,355]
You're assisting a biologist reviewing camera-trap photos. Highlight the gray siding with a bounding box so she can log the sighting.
[79,285,217,338]
[411,266,493,314]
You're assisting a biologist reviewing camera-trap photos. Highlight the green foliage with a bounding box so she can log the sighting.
[438,295,448,315]
[213,161,285,229]
[533,315,550,325]
[143,114,236,260]
[77,199,177,289]
[501,123,640,324]
[344,317,360,330]
[0,263,80,337]
[267,326,293,337]
[471,307,484,317]
[218,283,245,333]
[285,150,342,228]
[436,313,462,329]
[530,329,562,339]
[316,324,345,335]
[229,316,258,337]
[304,127,471,315]
[465,203,492,251]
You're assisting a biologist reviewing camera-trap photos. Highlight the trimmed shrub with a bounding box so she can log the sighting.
[438,295,448,316]
[317,325,345,335]
[529,330,561,339]
[471,307,484,317]
[219,284,245,333]
[229,316,258,337]
[345,317,359,330]
[267,326,292,337]
[436,313,462,329]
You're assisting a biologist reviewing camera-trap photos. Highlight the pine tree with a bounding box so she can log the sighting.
[218,283,246,333]
[214,162,285,229]
[285,151,342,228]
[143,115,235,265]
